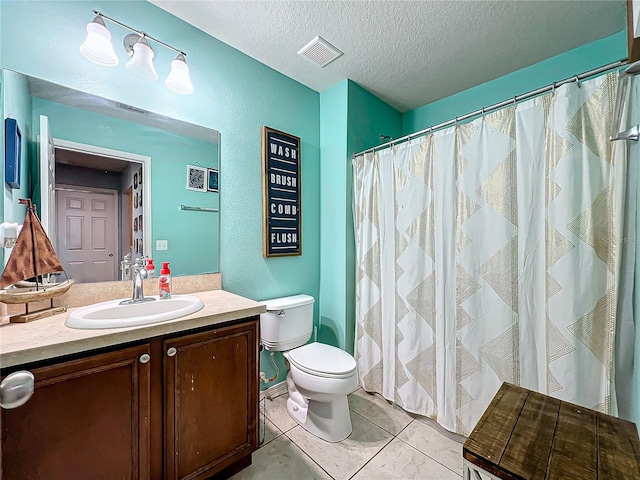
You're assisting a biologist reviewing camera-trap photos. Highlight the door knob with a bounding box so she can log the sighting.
[167,347,177,357]
[0,371,35,409]
[139,353,151,364]
[109,253,114,257]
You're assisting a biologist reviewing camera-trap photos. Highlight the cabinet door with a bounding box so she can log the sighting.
[164,319,258,480]
[1,344,151,480]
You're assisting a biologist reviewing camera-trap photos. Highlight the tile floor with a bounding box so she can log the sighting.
[230,389,465,480]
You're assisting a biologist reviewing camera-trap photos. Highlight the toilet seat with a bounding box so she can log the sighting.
[286,342,357,379]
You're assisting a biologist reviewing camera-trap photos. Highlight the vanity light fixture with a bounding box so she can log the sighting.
[165,54,194,95]
[80,16,119,66]
[125,35,158,81]
[80,10,194,95]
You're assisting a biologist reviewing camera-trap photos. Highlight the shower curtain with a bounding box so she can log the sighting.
[353,72,634,435]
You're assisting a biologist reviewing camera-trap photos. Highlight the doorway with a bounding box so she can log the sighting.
[56,186,118,283]
[48,139,151,282]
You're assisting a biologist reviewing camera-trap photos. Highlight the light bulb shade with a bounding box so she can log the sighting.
[125,37,158,81]
[80,16,119,66]
[165,54,194,95]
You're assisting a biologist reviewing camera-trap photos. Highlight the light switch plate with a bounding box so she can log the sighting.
[156,240,168,250]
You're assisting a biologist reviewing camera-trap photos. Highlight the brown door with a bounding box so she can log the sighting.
[164,320,259,480]
[1,344,151,480]
[56,188,118,283]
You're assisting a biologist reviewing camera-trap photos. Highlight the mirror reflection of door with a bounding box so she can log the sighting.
[39,115,56,244]
[56,187,118,283]
[51,147,142,283]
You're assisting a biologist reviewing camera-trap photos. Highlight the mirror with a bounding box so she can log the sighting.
[1,69,220,283]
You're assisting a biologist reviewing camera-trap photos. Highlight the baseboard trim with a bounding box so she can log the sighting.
[260,380,288,399]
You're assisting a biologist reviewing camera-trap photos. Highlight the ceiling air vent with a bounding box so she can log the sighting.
[298,36,343,68]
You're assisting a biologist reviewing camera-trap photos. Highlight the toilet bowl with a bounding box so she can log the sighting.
[284,342,358,442]
[260,295,359,443]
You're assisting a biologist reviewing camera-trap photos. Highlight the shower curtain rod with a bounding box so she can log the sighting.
[352,58,628,158]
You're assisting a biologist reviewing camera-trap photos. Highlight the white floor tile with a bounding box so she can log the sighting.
[286,411,393,480]
[230,435,331,480]
[397,419,463,475]
[348,389,413,435]
[264,394,297,433]
[352,437,461,480]
[261,418,282,446]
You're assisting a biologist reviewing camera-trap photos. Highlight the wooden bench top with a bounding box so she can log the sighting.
[463,383,640,479]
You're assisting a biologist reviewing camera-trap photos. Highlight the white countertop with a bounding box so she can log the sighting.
[0,290,266,369]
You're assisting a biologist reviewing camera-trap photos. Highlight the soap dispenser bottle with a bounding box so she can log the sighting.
[158,262,172,299]
[145,257,155,279]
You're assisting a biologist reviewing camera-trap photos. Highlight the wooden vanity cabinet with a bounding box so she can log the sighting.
[0,344,152,480]
[163,319,259,480]
[1,316,259,480]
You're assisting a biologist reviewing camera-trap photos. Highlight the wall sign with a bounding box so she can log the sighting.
[262,126,301,257]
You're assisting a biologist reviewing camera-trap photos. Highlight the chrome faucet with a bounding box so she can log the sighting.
[120,251,132,281]
[120,257,155,305]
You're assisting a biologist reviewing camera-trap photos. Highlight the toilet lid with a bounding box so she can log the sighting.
[287,343,356,377]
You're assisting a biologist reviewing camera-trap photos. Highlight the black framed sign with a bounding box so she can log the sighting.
[262,126,301,257]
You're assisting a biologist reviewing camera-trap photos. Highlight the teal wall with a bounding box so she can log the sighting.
[1,0,634,407]
[30,97,219,275]
[2,70,32,232]
[319,81,349,351]
[402,31,628,134]
[0,0,320,305]
[0,0,320,390]
[344,82,402,352]
[318,80,401,354]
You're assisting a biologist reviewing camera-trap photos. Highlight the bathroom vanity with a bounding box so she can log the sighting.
[0,289,265,480]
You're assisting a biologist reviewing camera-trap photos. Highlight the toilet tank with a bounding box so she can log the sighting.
[260,294,315,351]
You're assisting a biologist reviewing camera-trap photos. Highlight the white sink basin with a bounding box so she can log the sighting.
[65,295,205,329]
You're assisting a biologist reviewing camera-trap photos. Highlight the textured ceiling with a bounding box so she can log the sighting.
[151,0,626,112]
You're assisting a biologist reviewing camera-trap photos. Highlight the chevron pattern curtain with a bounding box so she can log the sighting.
[353,72,630,435]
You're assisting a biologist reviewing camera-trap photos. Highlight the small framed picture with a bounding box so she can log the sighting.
[139,188,143,209]
[138,214,143,232]
[134,193,138,209]
[138,166,142,185]
[134,217,138,232]
[186,165,207,192]
[134,172,138,189]
[207,168,219,193]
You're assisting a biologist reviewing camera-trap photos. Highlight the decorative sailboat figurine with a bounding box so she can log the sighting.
[0,199,74,323]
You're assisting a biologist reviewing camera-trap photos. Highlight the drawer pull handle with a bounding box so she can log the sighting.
[139,354,151,364]
[167,347,177,357]
[0,371,35,409]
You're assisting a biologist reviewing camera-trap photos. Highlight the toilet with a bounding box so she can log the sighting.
[260,294,358,442]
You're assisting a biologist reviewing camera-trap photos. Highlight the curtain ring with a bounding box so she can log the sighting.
[574,75,581,87]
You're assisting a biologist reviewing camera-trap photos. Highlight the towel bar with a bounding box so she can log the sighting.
[180,205,219,213]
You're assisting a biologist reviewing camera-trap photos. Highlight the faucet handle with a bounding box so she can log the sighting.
[133,256,146,270]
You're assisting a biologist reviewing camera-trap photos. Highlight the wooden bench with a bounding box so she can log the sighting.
[463,382,640,479]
